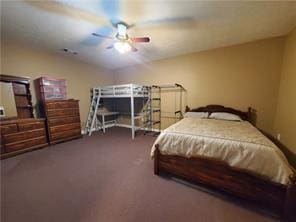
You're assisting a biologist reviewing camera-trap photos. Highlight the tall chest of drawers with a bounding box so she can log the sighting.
[0,118,48,158]
[42,99,82,144]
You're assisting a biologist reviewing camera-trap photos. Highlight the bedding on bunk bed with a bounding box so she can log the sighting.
[151,117,294,185]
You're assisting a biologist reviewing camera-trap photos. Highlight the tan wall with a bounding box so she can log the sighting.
[114,37,286,133]
[273,28,296,153]
[0,40,113,126]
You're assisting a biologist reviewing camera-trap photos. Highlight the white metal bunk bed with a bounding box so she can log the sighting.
[85,83,185,139]
[85,84,150,139]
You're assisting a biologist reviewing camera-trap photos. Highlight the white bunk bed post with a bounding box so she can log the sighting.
[89,88,101,136]
[130,84,135,139]
[102,114,105,133]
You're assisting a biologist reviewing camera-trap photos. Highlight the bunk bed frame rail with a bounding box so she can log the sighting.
[93,84,150,98]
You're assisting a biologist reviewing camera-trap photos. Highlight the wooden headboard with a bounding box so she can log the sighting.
[185,105,252,121]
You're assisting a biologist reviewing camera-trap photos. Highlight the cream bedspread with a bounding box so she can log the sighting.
[151,118,294,185]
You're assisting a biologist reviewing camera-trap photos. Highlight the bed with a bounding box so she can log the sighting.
[151,105,296,221]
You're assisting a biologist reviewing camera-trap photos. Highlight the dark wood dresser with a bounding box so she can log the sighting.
[42,99,82,144]
[0,118,48,158]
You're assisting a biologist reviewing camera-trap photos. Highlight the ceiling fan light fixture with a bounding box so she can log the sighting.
[114,41,131,54]
[117,23,127,37]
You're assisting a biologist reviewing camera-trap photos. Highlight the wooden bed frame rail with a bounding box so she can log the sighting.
[154,146,296,221]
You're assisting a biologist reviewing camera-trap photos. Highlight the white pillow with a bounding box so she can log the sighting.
[209,112,242,121]
[184,112,208,119]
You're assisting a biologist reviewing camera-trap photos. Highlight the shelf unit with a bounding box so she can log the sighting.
[159,83,185,122]
[144,85,161,136]
[35,76,67,101]
[0,74,34,118]
[145,83,185,134]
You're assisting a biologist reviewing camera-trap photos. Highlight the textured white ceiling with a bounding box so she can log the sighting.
[1,0,296,70]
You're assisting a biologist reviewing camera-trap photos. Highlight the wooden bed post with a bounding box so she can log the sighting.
[247,107,252,119]
[283,174,296,222]
[154,144,159,175]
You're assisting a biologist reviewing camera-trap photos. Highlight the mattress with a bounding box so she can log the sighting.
[151,118,294,185]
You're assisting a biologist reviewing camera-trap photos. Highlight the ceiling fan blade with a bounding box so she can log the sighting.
[106,45,113,49]
[134,16,196,28]
[92,33,113,39]
[131,37,150,43]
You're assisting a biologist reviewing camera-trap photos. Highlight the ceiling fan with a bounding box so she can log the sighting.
[92,21,150,54]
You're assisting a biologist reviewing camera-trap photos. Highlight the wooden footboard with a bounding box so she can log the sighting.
[154,145,296,221]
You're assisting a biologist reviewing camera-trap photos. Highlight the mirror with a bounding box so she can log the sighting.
[0,82,18,117]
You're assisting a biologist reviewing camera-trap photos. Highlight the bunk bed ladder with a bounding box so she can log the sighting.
[85,88,101,136]
[144,85,161,136]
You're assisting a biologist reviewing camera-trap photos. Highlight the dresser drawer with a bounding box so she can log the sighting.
[37,77,66,86]
[50,122,81,134]
[1,144,5,154]
[18,121,45,131]
[3,128,45,144]
[0,124,18,135]
[48,116,80,126]
[46,100,79,109]
[40,92,67,101]
[50,129,81,141]
[40,85,67,94]
[5,136,47,153]
[47,108,80,118]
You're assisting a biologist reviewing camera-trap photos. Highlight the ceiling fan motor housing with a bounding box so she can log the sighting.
[116,23,129,40]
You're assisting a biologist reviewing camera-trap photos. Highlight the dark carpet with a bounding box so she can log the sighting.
[1,127,279,222]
